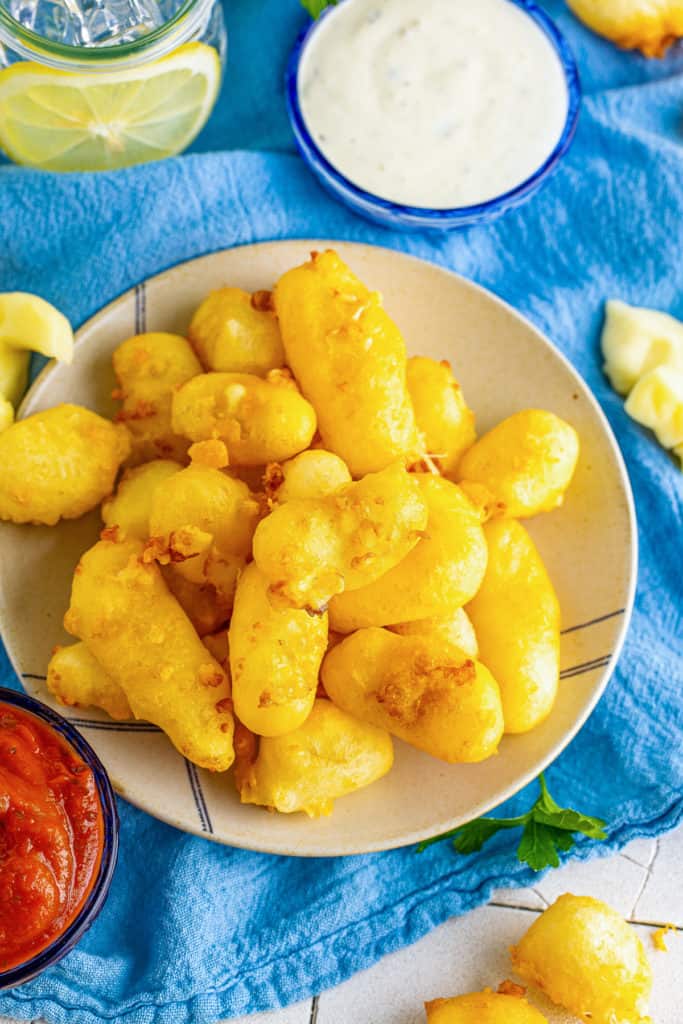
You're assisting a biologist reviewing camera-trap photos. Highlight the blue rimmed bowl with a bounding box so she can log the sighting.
[286,0,581,231]
[0,686,119,989]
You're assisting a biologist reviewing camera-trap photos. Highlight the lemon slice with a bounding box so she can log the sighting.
[0,397,14,432]
[0,42,220,172]
[0,292,74,364]
[625,364,683,451]
[602,299,683,395]
[0,345,29,406]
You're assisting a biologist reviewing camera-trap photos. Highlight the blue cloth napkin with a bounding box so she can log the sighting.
[1,3,683,1023]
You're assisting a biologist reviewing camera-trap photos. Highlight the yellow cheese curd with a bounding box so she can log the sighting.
[425,990,548,1023]
[101,459,182,541]
[47,642,132,721]
[252,462,428,612]
[112,332,202,464]
[274,249,420,476]
[229,563,328,737]
[567,0,683,57]
[328,475,487,632]
[171,370,317,466]
[65,536,234,772]
[235,700,393,817]
[188,287,285,376]
[406,356,476,475]
[264,449,351,503]
[466,519,560,734]
[390,608,478,659]
[0,404,130,525]
[322,628,503,764]
[458,409,579,519]
[511,894,653,1024]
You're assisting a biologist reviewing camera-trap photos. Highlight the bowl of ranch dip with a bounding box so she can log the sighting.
[287,0,581,230]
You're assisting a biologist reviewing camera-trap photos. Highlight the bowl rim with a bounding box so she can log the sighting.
[5,239,638,857]
[286,0,582,227]
[0,686,119,988]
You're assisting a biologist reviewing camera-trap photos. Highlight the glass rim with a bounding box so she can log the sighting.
[0,686,119,989]
[286,0,582,227]
[0,0,211,67]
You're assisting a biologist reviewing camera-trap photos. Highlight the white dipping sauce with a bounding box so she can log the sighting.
[298,0,570,209]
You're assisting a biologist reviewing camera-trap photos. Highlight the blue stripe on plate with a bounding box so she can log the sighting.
[560,655,612,680]
[185,759,213,834]
[70,719,162,732]
[561,609,625,635]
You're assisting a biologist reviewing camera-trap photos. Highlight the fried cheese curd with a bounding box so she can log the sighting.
[264,449,351,503]
[322,629,503,764]
[234,700,393,817]
[101,458,181,540]
[274,250,421,476]
[188,287,285,376]
[390,608,478,659]
[112,332,202,464]
[328,475,487,632]
[457,409,579,519]
[567,0,683,57]
[229,562,328,737]
[146,461,261,608]
[425,990,548,1024]
[466,519,560,734]
[252,462,428,611]
[406,355,476,475]
[0,404,130,525]
[64,536,234,771]
[511,894,653,1024]
[47,641,132,721]
[171,370,317,466]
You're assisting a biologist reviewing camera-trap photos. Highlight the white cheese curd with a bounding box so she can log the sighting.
[298,0,570,209]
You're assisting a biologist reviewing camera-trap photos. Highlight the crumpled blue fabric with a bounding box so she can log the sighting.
[0,2,682,1022]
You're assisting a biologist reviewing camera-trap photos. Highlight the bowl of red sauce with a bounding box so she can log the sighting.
[0,686,118,988]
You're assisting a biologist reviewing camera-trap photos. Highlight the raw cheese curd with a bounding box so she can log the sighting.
[298,0,570,209]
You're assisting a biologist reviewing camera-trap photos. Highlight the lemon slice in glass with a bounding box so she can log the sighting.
[0,42,220,172]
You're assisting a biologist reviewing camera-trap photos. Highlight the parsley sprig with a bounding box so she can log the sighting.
[300,0,338,18]
[417,774,608,871]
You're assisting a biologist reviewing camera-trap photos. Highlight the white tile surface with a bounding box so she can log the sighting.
[3,828,682,1024]
[633,829,683,926]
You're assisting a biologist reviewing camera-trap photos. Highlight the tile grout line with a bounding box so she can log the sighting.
[630,837,660,921]
[619,849,655,870]
[530,887,550,909]
[489,899,681,931]
[631,917,683,931]
[488,901,541,914]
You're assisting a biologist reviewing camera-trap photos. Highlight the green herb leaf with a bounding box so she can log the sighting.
[533,807,607,839]
[416,815,526,854]
[533,774,607,838]
[300,0,338,18]
[415,774,608,872]
[518,819,565,871]
[452,817,521,855]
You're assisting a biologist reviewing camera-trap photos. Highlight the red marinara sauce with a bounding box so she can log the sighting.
[0,702,104,972]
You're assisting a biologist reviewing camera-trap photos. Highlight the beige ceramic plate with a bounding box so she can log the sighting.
[0,241,636,856]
